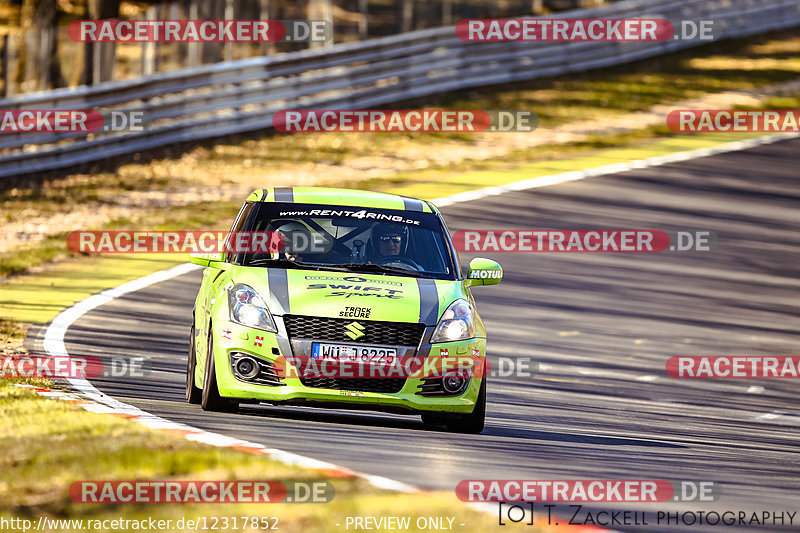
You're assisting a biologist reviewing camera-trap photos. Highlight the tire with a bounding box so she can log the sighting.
[201,327,237,412]
[445,376,486,434]
[186,324,202,404]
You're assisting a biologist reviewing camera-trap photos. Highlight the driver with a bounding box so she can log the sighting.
[372,223,408,259]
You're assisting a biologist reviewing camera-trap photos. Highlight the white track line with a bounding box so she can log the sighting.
[432,132,800,207]
[37,130,799,514]
[43,262,201,406]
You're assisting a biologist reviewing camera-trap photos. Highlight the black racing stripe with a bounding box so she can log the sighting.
[274,187,294,202]
[416,278,439,325]
[267,268,291,314]
[402,197,424,212]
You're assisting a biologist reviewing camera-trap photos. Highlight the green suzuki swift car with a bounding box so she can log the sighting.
[186,187,502,433]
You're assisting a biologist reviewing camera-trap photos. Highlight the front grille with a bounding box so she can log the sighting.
[284,315,425,346]
[300,377,406,393]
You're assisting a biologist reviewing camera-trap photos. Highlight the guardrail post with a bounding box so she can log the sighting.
[359,0,369,39]
[187,0,200,66]
[224,0,235,61]
[259,0,276,56]
[0,35,6,99]
[398,0,413,33]
[141,6,157,75]
[308,0,333,49]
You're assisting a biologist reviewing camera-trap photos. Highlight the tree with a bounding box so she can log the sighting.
[15,0,66,91]
[80,0,120,85]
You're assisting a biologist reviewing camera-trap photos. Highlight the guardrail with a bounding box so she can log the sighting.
[1,0,799,178]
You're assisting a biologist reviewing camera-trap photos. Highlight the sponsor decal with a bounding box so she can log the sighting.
[254,336,264,347]
[472,348,480,357]
[306,283,404,299]
[339,306,372,319]
[344,322,366,341]
[221,329,232,340]
[278,209,420,226]
[440,348,449,357]
[339,390,365,397]
[305,275,401,286]
[470,269,502,279]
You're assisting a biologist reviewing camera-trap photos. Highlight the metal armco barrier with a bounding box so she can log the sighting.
[0,0,798,178]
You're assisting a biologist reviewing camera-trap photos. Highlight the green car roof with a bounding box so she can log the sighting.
[246,187,436,213]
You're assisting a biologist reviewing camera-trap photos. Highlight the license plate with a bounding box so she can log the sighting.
[311,343,396,364]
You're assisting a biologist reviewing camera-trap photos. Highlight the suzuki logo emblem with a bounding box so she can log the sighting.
[345,321,365,340]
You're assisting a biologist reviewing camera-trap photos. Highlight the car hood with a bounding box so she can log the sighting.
[253,268,465,325]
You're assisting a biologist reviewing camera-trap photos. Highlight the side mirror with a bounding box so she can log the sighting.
[465,258,503,287]
[189,251,225,267]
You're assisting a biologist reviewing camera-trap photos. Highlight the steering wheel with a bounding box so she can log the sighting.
[376,255,423,271]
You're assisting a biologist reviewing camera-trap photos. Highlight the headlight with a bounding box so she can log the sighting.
[228,284,277,332]
[431,299,475,342]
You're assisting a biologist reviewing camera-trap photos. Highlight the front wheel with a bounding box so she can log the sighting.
[420,376,487,434]
[186,324,202,404]
[446,377,486,434]
[201,328,237,412]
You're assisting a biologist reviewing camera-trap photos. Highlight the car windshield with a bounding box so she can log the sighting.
[229,202,457,280]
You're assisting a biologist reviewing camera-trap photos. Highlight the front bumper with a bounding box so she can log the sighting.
[212,318,486,414]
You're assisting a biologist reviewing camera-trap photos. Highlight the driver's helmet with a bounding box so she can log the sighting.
[272,221,313,257]
[372,223,409,256]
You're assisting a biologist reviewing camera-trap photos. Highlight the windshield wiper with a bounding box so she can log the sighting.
[337,263,422,277]
[245,258,361,273]
[245,258,422,277]
[246,258,325,270]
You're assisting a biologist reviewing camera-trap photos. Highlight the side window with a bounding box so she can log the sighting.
[225,202,255,264]
[414,231,448,273]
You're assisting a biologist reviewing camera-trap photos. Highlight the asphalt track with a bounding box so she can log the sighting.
[37,138,800,531]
